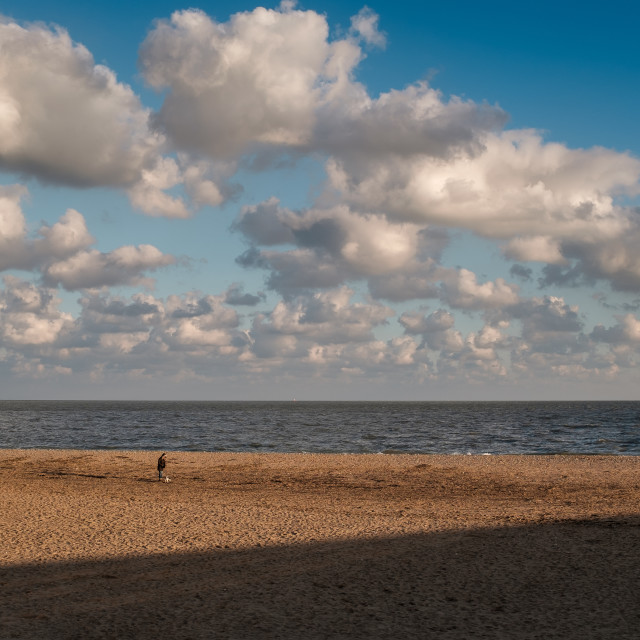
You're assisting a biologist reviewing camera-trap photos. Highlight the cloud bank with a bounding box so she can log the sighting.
[1,4,639,397]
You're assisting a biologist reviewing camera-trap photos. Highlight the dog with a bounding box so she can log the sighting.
[164,476,171,483]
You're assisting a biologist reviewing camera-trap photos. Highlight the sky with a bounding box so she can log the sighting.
[0,0,639,400]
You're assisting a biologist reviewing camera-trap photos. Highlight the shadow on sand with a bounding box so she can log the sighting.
[2,516,639,639]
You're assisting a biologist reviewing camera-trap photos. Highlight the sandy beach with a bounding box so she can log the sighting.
[1,449,639,639]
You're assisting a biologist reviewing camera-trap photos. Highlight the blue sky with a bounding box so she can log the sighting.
[0,0,639,399]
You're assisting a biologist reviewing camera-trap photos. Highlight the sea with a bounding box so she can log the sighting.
[1,400,639,455]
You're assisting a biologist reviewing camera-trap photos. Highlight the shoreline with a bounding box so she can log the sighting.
[2,449,639,638]
[3,446,637,456]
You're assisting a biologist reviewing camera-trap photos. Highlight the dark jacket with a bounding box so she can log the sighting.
[157,455,166,471]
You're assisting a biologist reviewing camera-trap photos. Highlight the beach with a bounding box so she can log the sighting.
[1,449,639,638]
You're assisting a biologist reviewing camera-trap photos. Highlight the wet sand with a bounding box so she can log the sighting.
[1,449,639,638]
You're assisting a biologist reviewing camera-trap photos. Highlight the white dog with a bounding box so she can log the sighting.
[164,476,171,483]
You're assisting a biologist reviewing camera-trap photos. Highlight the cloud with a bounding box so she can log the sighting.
[559,230,640,292]
[142,2,630,295]
[77,291,247,358]
[367,261,441,302]
[223,283,266,306]
[164,294,240,348]
[399,309,463,353]
[2,5,640,395]
[504,296,587,361]
[324,123,640,290]
[0,184,32,271]
[0,284,254,382]
[42,245,175,291]
[244,287,433,376]
[350,7,386,48]
[0,185,97,271]
[126,157,189,218]
[316,82,507,162]
[591,314,640,345]
[37,209,95,259]
[0,276,73,346]
[0,20,160,188]
[256,248,348,295]
[140,6,500,166]
[508,296,583,334]
[509,264,533,281]
[323,122,639,293]
[504,236,565,264]
[0,19,241,218]
[82,294,160,319]
[180,155,239,208]
[232,198,297,246]
[234,198,440,298]
[87,293,245,369]
[232,196,525,313]
[399,309,455,335]
[3,4,639,250]
[140,7,335,157]
[398,307,510,380]
[250,287,394,357]
[81,294,161,330]
[328,129,639,230]
[521,221,640,293]
[1,275,635,391]
[439,269,520,310]
[0,185,176,290]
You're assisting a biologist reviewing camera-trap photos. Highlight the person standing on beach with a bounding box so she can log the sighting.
[157,453,166,481]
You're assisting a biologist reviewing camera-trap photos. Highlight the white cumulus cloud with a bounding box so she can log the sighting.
[0,20,159,188]
[43,245,176,291]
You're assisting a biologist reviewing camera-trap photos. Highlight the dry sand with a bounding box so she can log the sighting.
[1,449,639,639]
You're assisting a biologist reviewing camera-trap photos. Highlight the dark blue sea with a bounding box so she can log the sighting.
[1,401,640,454]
